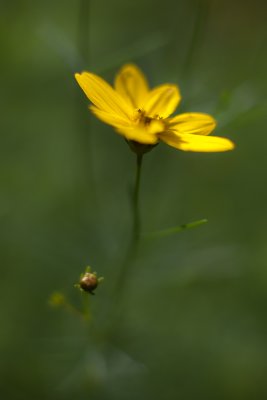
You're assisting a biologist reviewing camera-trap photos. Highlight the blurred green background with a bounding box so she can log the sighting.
[1,0,267,399]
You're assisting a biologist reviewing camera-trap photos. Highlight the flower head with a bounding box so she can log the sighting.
[77,266,104,295]
[79,272,99,294]
[75,64,234,153]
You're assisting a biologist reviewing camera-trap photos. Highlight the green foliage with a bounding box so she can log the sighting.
[1,0,267,399]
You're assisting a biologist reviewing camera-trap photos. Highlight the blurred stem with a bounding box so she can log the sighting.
[182,0,210,77]
[76,0,98,203]
[113,154,143,296]
[81,291,91,320]
[78,0,90,65]
[133,154,143,243]
[100,154,144,341]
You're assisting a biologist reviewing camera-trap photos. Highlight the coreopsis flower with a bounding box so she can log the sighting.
[75,64,234,153]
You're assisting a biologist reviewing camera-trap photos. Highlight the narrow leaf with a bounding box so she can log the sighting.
[143,219,208,239]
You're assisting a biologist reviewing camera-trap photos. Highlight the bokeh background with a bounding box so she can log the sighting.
[1,0,267,399]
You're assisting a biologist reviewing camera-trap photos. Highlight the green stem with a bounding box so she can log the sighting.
[182,0,210,77]
[76,0,98,201]
[101,154,144,340]
[81,290,91,321]
[133,154,143,243]
[113,154,143,297]
[78,0,90,65]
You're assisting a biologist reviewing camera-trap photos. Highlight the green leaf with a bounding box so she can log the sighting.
[142,219,208,239]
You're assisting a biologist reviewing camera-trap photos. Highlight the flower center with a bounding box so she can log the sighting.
[135,109,162,125]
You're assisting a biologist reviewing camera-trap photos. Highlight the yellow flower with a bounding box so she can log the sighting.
[75,64,235,153]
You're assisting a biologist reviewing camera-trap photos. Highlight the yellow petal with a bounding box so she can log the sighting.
[114,63,149,108]
[116,126,159,144]
[143,84,181,118]
[75,71,133,120]
[168,113,216,135]
[159,131,235,152]
[147,119,165,135]
[90,106,132,129]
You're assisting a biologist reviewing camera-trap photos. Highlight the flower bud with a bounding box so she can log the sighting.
[78,268,103,295]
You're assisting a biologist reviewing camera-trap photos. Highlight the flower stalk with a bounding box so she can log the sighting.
[73,61,236,331]
[132,153,143,243]
[78,0,90,65]
[113,154,143,298]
